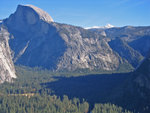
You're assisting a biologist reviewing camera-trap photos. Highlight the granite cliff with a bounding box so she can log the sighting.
[0,25,16,83]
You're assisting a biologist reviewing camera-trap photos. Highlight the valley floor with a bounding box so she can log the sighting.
[0,66,145,113]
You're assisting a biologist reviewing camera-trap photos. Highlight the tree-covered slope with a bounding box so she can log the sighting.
[0,66,132,113]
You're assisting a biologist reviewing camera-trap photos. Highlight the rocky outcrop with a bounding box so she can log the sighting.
[0,25,16,83]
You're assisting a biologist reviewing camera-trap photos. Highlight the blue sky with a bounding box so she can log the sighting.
[0,0,150,27]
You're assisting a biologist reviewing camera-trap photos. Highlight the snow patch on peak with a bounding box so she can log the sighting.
[85,24,115,29]
[105,24,114,28]
[20,4,54,23]
[85,26,102,29]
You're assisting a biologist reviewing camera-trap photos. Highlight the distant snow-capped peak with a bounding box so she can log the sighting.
[105,24,114,28]
[85,24,114,29]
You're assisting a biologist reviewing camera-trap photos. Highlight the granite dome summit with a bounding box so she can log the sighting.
[5,4,53,28]
[22,5,54,23]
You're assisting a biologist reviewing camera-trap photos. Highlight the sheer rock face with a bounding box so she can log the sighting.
[3,5,129,72]
[0,26,16,83]
[24,5,54,23]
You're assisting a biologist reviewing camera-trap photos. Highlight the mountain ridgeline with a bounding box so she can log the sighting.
[0,4,149,80]
[3,4,132,72]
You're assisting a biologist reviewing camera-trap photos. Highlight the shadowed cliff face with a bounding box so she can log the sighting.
[123,52,150,113]
[134,52,150,90]
[105,27,150,57]
[3,5,130,72]
[0,26,16,83]
[110,51,150,113]
[109,38,144,68]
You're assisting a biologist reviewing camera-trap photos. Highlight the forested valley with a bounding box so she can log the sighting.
[0,66,133,113]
